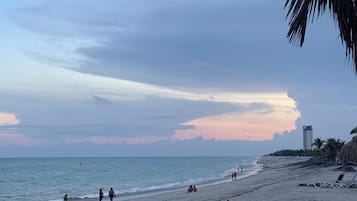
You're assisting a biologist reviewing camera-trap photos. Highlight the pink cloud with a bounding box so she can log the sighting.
[0,132,40,145]
[0,112,20,126]
[65,135,169,145]
[173,107,300,141]
[0,113,36,145]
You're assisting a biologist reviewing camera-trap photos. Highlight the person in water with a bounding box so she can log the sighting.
[63,194,68,201]
[108,187,115,201]
[99,188,104,201]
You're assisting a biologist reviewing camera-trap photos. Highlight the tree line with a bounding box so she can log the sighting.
[269,137,345,159]
[269,135,357,164]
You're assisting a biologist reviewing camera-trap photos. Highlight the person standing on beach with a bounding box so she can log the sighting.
[99,188,104,201]
[234,171,237,181]
[109,187,115,201]
[187,185,193,193]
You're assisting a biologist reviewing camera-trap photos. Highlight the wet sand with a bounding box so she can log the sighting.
[74,156,357,201]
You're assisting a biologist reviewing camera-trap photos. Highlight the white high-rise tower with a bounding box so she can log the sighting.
[303,125,313,150]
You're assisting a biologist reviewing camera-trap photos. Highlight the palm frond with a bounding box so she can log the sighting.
[285,0,357,73]
[350,126,357,134]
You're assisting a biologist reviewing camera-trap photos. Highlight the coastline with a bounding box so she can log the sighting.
[71,156,357,201]
[68,157,261,201]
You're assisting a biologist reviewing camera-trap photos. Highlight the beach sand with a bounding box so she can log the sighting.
[74,156,357,201]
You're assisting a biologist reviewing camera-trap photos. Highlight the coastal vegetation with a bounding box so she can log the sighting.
[269,137,345,159]
[322,138,345,162]
[339,130,357,163]
[268,149,315,157]
[270,132,357,164]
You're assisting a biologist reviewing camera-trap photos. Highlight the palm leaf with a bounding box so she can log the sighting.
[285,0,357,73]
[350,126,357,134]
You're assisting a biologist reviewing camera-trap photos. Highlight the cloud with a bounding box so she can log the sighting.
[65,135,170,145]
[1,47,299,144]
[0,112,20,126]
[0,93,241,138]
[4,0,357,157]
[0,86,298,143]
[9,0,350,93]
[5,0,288,90]
[92,95,112,104]
[173,107,300,141]
[0,126,40,146]
[0,136,285,157]
[0,65,293,103]
[0,133,39,145]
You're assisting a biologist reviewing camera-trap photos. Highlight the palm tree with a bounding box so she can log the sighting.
[285,0,357,73]
[335,139,345,151]
[323,138,345,162]
[312,137,325,151]
[339,135,357,163]
[339,127,357,163]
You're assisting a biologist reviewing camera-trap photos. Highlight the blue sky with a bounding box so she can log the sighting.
[0,0,356,157]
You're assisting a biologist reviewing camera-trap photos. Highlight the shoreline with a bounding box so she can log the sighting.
[71,156,357,201]
[69,158,262,201]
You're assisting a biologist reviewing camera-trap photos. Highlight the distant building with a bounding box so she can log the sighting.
[303,125,313,150]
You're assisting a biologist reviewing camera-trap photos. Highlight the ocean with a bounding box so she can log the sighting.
[0,156,261,201]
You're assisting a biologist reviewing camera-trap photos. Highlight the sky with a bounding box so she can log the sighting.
[1,0,357,157]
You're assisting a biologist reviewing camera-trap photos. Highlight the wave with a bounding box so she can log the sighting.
[60,157,262,201]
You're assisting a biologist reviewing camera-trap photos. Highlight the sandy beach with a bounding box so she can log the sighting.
[75,156,357,201]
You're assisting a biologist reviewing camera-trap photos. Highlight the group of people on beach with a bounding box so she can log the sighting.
[99,187,115,201]
[231,166,243,181]
[187,185,197,193]
[63,166,244,200]
[63,187,115,201]
[231,171,237,181]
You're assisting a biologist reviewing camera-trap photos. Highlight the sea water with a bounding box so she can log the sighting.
[0,157,260,201]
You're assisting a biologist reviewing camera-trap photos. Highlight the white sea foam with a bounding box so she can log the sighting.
[0,157,259,201]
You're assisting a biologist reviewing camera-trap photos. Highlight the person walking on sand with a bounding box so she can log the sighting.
[109,187,115,201]
[234,171,237,181]
[99,188,104,201]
